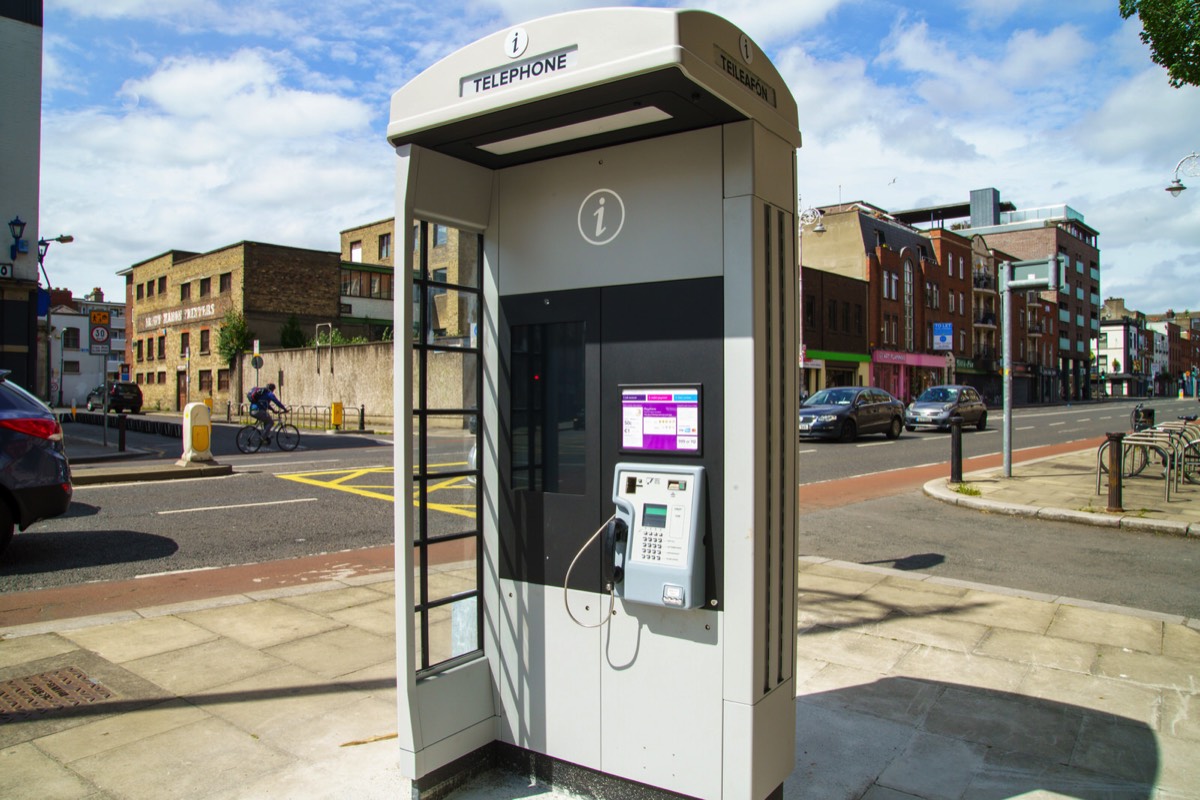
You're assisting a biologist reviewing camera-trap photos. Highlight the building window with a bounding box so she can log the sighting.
[158,370,166,384]
[218,369,230,391]
[379,232,392,260]
[350,241,362,262]
[805,295,816,330]
[62,328,80,349]
[200,328,210,354]
[146,337,154,361]
[135,340,144,362]
[199,277,211,297]
[220,272,232,293]
[157,276,166,294]
[180,282,191,301]
[959,292,965,316]
[198,370,213,394]
[180,332,190,357]
[144,372,153,384]
[434,225,448,246]
[950,293,956,313]
[855,304,863,334]
[146,280,154,298]
[157,336,165,360]
[63,360,80,374]
[136,284,144,300]
[136,373,144,385]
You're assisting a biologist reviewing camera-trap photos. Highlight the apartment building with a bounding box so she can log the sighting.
[800,267,869,395]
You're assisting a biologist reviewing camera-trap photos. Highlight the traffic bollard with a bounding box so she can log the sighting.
[118,413,127,452]
[1106,431,1124,512]
[359,404,366,431]
[949,415,963,483]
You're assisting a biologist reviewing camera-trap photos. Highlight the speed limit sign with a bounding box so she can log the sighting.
[89,311,111,355]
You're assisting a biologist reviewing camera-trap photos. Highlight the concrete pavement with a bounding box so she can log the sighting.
[1,423,1197,799]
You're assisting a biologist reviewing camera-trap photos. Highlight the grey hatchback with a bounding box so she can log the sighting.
[0,370,73,555]
[904,384,987,431]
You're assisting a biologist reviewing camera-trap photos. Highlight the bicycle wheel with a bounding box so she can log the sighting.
[236,425,263,453]
[1182,444,1200,485]
[275,424,300,451]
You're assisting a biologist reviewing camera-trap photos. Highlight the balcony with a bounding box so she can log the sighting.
[972,272,996,292]
[973,312,997,328]
[1027,322,1044,337]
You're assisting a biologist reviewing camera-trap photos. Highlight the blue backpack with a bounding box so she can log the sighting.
[247,386,266,405]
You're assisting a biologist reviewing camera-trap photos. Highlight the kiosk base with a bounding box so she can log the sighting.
[411,741,784,800]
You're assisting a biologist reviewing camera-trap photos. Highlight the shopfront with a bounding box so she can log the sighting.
[871,350,951,402]
[803,349,869,398]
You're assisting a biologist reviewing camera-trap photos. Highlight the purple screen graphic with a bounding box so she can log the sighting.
[621,388,700,453]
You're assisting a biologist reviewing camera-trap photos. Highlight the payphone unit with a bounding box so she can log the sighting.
[610,462,705,609]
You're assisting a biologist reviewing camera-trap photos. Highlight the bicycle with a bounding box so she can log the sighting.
[236,415,300,453]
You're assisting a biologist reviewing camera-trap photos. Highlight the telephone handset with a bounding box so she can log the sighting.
[610,463,705,609]
[601,515,628,590]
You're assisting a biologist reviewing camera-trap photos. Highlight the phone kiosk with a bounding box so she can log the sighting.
[390,9,800,799]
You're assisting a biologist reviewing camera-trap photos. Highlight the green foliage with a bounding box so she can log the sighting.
[217,310,253,367]
[1120,0,1200,87]
[279,314,307,348]
[309,327,369,346]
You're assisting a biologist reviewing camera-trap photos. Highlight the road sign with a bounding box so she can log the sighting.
[89,310,112,356]
[1004,256,1067,291]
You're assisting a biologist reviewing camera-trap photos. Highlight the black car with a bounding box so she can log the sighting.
[0,370,73,555]
[798,386,905,442]
[905,384,988,431]
[86,381,143,413]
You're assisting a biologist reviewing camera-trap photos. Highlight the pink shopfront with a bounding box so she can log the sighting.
[871,349,953,404]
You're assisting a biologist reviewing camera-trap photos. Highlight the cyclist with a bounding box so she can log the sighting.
[250,382,289,436]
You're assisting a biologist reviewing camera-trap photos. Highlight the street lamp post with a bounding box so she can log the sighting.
[797,196,825,400]
[37,234,74,404]
[1165,152,1199,197]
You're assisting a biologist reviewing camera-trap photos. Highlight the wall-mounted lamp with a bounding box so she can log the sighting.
[8,216,27,260]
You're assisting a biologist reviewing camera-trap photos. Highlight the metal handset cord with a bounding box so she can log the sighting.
[563,514,617,629]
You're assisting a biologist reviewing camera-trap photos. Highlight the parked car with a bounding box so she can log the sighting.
[904,385,988,432]
[0,370,73,555]
[86,381,143,413]
[798,386,905,442]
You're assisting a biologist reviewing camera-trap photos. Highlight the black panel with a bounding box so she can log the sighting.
[394,69,746,169]
[499,289,602,591]
[600,278,725,609]
[499,278,724,607]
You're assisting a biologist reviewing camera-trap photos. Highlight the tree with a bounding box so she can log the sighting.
[1120,0,1200,88]
[217,310,253,368]
[279,314,306,348]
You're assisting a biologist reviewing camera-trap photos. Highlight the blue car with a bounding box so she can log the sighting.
[0,370,73,555]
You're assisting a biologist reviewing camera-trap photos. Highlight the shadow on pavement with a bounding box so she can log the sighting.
[790,677,1157,799]
[0,530,178,576]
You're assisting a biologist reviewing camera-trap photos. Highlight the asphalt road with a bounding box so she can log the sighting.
[801,396,1199,482]
[3,401,1198,621]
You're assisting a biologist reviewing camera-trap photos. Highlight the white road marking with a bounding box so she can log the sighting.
[157,497,318,515]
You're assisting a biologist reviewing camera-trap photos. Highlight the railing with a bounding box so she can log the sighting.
[972,272,996,290]
[228,402,366,432]
[973,312,997,326]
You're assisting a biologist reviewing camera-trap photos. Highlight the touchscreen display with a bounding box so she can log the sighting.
[620,386,701,454]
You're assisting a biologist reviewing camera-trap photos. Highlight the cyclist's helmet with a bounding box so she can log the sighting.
[267,383,276,391]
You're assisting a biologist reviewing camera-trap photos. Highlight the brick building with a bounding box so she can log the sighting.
[800,267,868,395]
[121,242,340,411]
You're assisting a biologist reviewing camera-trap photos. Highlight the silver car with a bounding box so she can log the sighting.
[904,385,987,432]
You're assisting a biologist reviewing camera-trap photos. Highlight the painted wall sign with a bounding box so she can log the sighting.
[461,46,579,98]
[139,302,218,331]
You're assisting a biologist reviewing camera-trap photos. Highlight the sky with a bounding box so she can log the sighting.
[37,0,1200,315]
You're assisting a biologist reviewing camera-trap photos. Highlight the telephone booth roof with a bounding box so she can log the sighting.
[387,7,800,169]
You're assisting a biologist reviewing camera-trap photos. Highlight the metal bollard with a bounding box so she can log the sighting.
[1105,431,1124,512]
[118,413,127,452]
[949,415,963,483]
[359,404,366,431]
[226,400,232,423]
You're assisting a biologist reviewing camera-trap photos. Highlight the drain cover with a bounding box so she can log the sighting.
[0,666,114,720]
